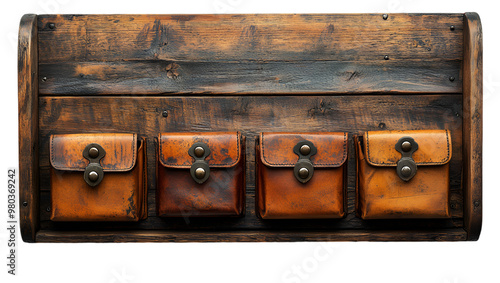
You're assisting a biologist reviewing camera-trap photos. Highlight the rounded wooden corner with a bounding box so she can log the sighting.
[18,13,39,243]
[463,12,482,241]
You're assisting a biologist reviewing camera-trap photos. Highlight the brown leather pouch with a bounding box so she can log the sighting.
[50,133,147,221]
[157,132,245,217]
[256,132,347,219]
[356,130,452,219]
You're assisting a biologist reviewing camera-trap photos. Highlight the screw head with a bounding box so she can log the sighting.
[449,76,455,82]
[46,207,51,212]
[450,25,455,31]
[401,141,412,152]
[41,77,47,82]
[400,166,412,177]
[384,55,389,60]
[298,167,309,179]
[194,146,205,158]
[88,171,99,182]
[162,110,168,117]
[48,23,55,29]
[195,167,206,179]
[22,201,28,207]
[474,201,480,207]
[300,144,311,155]
[88,147,99,158]
[382,14,388,20]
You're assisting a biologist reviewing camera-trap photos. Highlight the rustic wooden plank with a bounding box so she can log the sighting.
[35,229,468,242]
[37,14,463,95]
[18,14,39,243]
[36,95,464,237]
[38,60,462,95]
[37,14,463,63]
[462,13,482,241]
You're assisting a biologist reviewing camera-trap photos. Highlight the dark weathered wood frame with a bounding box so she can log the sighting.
[19,13,482,242]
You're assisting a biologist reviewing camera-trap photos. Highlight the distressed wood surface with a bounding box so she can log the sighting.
[18,14,38,243]
[37,14,463,95]
[35,229,468,243]
[36,95,464,236]
[462,12,482,241]
[18,13,483,242]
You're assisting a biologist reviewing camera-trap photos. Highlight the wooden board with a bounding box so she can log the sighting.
[37,14,463,95]
[18,13,483,242]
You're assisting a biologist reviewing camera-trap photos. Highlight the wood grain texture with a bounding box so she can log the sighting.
[36,95,464,239]
[35,229,468,243]
[37,14,463,95]
[462,12,482,241]
[38,60,461,95]
[18,14,38,243]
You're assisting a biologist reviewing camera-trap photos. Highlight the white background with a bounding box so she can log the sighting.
[1,0,499,282]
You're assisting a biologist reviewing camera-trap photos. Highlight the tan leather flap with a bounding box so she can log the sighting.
[363,130,452,166]
[50,133,138,172]
[158,132,241,168]
[260,132,348,168]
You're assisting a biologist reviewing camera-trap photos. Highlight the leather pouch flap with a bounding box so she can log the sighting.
[50,133,138,172]
[260,132,347,168]
[363,130,452,167]
[159,132,241,168]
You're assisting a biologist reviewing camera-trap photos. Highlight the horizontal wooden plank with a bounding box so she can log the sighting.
[36,95,464,238]
[35,229,468,242]
[38,60,462,95]
[38,14,463,63]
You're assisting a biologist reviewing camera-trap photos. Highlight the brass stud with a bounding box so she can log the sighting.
[401,141,412,152]
[89,147,99,158]
[194,146,205,158]
[88,171,99,182]
[400,166,411,177]
[298,167,309,179]
[195,167,206,179]
[300,144,311,155]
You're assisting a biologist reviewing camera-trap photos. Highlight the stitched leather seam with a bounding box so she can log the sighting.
[365,130,451,166]
[159,133,241,167]
[261,132,348,166]
[50,134,137,172]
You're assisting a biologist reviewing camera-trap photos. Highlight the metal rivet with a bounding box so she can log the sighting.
[474,201,480,207]
[88,171,99,182]
[449,76,455,82]
[46,207,51,212]
[41,77,47,82]
[382,14,388,20]
[378,122,386,129]
[89,147,99,158]
[162,110,168,117]
[450,25,455,31]
[298,167,309,179]
[401,141,412,152]
[194,146,205,157]
[48,23,55,29]
[400,166,412,177]
[195,167,206,179]
[384,55,389,60]
[22,202,28,207]
[300,144,311,155]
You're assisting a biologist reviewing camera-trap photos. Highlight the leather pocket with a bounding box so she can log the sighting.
[356,130,452,219]
[50,133,147,221]
[256,132,347,219]
[157,132,245,217]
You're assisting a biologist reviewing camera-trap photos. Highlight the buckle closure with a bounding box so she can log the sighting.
[395,136,419,181]
[293,140,317,184]
[188,142,211,184]
[82,143,106,187]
